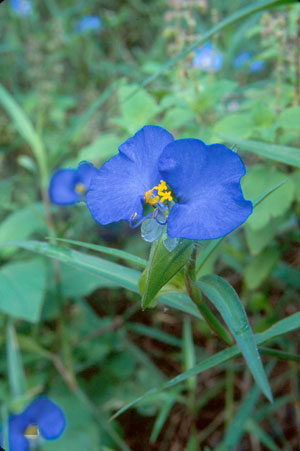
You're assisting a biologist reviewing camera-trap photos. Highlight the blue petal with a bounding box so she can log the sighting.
[49,169,79,205]
[87,125,174,225]
[234,51,252,68]
[23,397,66,441]
[249,60,265,73]
[193,43,223,72]
[76,161,98,187]
[76,16,102,33]
[3,415,29,451]
[159,139,253,240]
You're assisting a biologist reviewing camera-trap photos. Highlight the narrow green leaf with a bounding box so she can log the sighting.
[141,239,194,309]
[110,311,300,420]
[245,419,279,451]
[6,320,27,399]
[0,84,48,187]
[0,240,202,319]
[183,317,196,392]
[150,392,177,443]
[195,275,272,401]
[218,135,300,168]
[53,237,147,268]
[0,258,47,322]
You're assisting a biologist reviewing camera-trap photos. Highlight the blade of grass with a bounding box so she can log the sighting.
[218,135,300,168]
[0,84,48,188]
[110,312,300,420]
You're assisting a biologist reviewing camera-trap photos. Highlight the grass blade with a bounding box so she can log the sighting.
[110,312,300,420]
[218,135,300,168]
[195,275,272,401]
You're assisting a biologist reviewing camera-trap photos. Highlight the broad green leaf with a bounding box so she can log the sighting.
[76,133,120,164]
[0,84,48,187]
[242,166,294,230]
[245,248,280,289]
[141,238,194,309]
[114,84,160,134]
[213,114,254,139]
[277,106,300,130]
[195,275,272,401]
[111,312,300,420]
[245,215,286,255]
[0,258,47,322]
[6,320,27,399]
[0,240,202,319]
[0,203,46,258]
[218,135,300,168]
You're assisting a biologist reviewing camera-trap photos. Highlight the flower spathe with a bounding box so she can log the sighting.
[159,139,253,240]
[86,126,252,241]
[86,126,174,224]
[49,161,97,205]
[0,397,66,451]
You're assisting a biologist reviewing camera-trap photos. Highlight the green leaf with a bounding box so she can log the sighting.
[245,215,286,255]
[245,248,280,289]
[242,165,294,230]
[195,275,272,401]
[6,320,27,399]
[0,203,46,258]
[114,84,160,134]
[218,135,300,168]
[0,258,47,322]
[0,84,48,187]
[277,106,300,130]
[76,133,120,164]
[53,237,147,268]
[0,240,202,319]
[213,114,254,139]
[183,317,196,392]
[141,238,194,309]
[110,311,300,420]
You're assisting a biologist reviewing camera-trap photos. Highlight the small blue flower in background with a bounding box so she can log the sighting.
[0,397,66,451]
[10,0,32,16]
[49,161,97,205]
[193,43,223,72]
[234,51,265,73]
[87,125,252,241]
[76,16,102,33]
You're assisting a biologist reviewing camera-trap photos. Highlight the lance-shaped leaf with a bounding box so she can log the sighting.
[141,238,194,309]
[195,274,272,401]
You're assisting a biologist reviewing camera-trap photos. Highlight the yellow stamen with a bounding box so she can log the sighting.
[24,425,39,439]
[144,180,172,206]
[75,183,86,195]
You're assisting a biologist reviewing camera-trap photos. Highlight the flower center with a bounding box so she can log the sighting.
[24,424,39,439]
[144,180,172,206]
[75,183,86,195]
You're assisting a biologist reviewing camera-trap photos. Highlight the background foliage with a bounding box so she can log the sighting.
[0,0,299,449]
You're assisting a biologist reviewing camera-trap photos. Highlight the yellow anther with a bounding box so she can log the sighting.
[25,425,39,439]
[75,183,86,195]
[144,180,172,206]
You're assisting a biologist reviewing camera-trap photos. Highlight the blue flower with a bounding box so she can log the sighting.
[10,0,32,16]
[49,161,97,205]
[193,43,223,72]
[87,126,174,225]
[76,16,102,33]
[249,59,265,73]
[158,139,253,240]
[234,51,265,73]
[0,397,66,451]
[87,126,252,240]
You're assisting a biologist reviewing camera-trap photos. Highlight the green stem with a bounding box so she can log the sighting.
[184,270,234,346]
